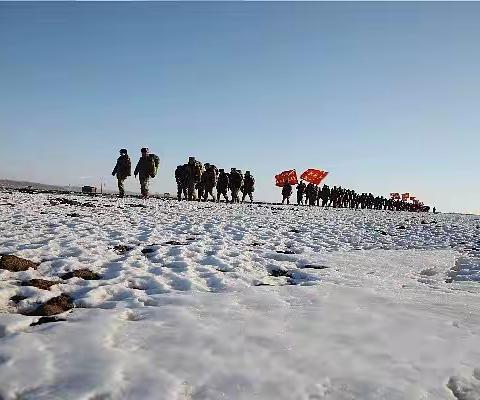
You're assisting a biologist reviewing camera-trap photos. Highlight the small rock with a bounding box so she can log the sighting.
[397,225,407,230]
[67,213,80,217]
[61,269,100,280]
[25,294,74,316]
[276,250,295,255]
[30,316,66,326]
[141,248,156,254]
[10,294,28,303]
[379,231,388,235]
[421,220,427,224]
[164,241,189,246]
[0,255,38,272]
[113,245,134,254]
[302,265,328,270]
[21,279,61,290]
[270,268,289,277]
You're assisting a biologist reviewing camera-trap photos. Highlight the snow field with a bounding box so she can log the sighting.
[0,191,480,399]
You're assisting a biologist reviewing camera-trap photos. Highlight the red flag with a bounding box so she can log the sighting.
[390,193,400,200]
[401,192,410,201]
[300,169,329,185]
[275,170,298,187]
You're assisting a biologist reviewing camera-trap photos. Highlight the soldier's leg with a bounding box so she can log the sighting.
[143,177,150,198]
[248,192,253,203]
[177,183,182,201]
[139,177,146,198]
[187,184,194,201]
[118,178,125,197]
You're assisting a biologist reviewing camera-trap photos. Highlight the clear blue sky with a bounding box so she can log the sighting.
[1,2,478,214]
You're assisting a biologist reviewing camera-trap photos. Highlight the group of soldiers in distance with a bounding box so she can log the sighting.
[281,181,433,212]
[175,157,255,203]
[112,149,432,212]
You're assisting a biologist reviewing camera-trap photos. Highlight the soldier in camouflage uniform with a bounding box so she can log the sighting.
[184,157,203,201]
[296,181,306,205]
[281,182,293,204]
[203,164,217,201]
[134,147,156,199]
[241,171,255,203]
[112,149,131,198]
[175,164,187,201]
[216,169,230,203]
[229,168,243,203]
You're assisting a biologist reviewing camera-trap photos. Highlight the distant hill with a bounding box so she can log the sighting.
[0,179,82,192]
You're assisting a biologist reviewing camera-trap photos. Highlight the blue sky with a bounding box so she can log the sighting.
[0,2,478,213]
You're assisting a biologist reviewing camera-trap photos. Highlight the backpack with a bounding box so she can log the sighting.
[149,154,160,178]
[194,161,203,181]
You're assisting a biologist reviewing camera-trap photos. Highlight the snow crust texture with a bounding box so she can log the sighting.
[1,192,480,400]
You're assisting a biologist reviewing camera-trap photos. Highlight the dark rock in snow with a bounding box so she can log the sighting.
[67,213,81,217]
[141,248,156,254]
[30,316,66,326]
[0,255,38,272]
[113,245,134,254]
[25,294,74,316]
[276,250,295,255]
[164,241,189,246]
[302,265,329,270]
[61,269,101,280]
[270,268,289,277]
[397,225,407,230]
[10,294,28,303]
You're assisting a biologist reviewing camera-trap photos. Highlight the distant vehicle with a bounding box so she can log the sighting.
[82,186,97,194]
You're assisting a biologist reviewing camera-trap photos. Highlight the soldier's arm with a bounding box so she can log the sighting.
[112,160,119,176]
[134,160,140,176]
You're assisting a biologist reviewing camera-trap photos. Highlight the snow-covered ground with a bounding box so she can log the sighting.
[0,191,479,399]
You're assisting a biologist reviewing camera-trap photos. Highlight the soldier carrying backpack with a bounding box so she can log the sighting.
[185,157,203,201]
[241,171,255,203]
[229,168,243,203]
[134,147,159,199]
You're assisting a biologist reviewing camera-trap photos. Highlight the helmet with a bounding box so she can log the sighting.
[141,147,149,153]
[188,156,196,163]
[219,169,224,173]
[120,149,128,154]
[245,171,250,175]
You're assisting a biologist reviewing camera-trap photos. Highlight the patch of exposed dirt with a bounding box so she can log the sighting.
[60,269,101,280]
[0,255,38,272]
[25,294,74,316]
[21,279,61,290]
